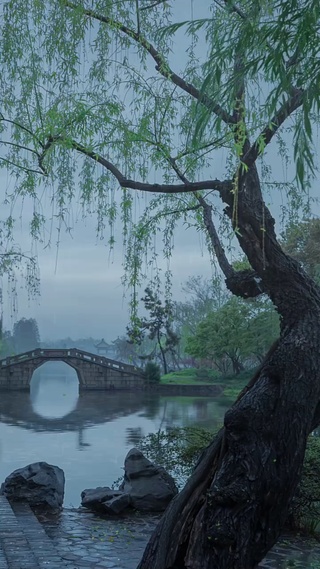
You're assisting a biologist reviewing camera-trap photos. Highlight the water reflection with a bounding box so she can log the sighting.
[0,363,230,506]
[30,362,79,419]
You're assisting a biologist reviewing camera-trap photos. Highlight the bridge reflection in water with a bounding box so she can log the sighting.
[0,383,151,433]
[30,362,79,419]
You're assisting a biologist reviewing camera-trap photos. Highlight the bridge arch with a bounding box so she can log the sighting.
[31,359,84,387]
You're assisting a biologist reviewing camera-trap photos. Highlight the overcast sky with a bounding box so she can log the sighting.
[2,192,216,341]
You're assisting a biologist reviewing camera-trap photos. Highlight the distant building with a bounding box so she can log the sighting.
[95,338,110,356]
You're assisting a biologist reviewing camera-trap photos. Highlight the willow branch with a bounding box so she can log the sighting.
[140,0,167,9]
[243,87,304,168]
[0,115,44,148]
[0,140,40,157]
[0,156,46,177]
[64,1,234,125]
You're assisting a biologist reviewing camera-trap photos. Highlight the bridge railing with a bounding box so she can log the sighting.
[0,348,143,375]
[0,348,43,367]
[66,348,141,374]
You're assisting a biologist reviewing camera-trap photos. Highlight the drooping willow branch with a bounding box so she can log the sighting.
[64,1,235,125]
[243,87,304,168]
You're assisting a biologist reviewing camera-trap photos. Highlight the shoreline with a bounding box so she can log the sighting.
[145,383,224,396]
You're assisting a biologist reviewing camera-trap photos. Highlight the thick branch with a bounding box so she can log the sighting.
[151,151,262,298]
[225,268,265,298]
[197,195,233,279]
[64,1,234,125]
[74,140,230,193]
[197,194,264,297]
[39,135,230,194]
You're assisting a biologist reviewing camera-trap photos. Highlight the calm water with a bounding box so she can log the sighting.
[0,362,229,507]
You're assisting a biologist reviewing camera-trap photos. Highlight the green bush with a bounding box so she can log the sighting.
[144,361,161,383]
[138,426,216,488]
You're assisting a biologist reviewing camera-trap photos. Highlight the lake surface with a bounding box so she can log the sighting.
[0,362,230,507]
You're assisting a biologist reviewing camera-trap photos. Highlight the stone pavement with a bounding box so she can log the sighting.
[0,495,70,569]
[1,494,320,569]
[39,507,320,569]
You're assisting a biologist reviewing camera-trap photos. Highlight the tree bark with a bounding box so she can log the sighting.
[137,166,320,569]
[138,316,320,569]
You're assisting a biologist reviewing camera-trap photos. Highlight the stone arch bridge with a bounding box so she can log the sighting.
[0,348,145,391]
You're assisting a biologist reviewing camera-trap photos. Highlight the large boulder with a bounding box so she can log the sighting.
[81,487,131,514]
[1,462,65,511]
[119,448,178,511]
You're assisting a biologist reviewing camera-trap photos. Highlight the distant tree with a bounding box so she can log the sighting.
[247,299,280,363]
[187,297,279,374]
[186,297,248,374]
[173,275,229,365]
[41,337,99,351]
[175,275,228,336]
[13,318,40,353]
[1,330,15,357]
[128,286,180,375]
[282,218,320,283]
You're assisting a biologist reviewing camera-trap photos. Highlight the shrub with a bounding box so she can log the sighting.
[144,361,161,383]
[138,426,215,488]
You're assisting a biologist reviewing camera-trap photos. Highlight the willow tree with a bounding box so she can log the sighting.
[1,0,320,567]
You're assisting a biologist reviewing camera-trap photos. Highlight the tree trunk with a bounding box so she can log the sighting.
[229,353,244,375]
[138,313,320,569]
[137,166,320,569]
[158,331,168,375]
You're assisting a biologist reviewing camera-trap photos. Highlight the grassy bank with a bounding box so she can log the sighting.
[161,368,255,398]
[161,368,215,385]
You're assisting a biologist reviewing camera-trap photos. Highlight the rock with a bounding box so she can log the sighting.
[119,448,178,511]
[1,462,65,511]
[81,487,131,514]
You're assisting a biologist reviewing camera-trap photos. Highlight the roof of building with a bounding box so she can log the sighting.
[95,338,109,348]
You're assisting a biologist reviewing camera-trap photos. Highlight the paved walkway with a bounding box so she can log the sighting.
[1,495,320,568]
[0,495,70,569]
